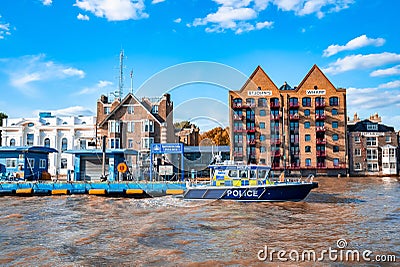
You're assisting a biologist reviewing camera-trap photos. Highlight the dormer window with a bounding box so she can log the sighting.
[28,123,34,127]
[151,105,159,114]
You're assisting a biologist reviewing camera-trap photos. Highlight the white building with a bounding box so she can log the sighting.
[0,112,97,178]
[381,144,397,175]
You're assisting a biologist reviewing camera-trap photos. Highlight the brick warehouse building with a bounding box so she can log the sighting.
[229,65,347,176]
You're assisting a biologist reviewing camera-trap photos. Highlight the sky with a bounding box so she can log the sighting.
[0,0,399,131]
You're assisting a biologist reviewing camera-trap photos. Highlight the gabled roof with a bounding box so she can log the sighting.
[237,65,279,92]
[296,64,338,91]
[98,93,164,127]
[347,119,395,132]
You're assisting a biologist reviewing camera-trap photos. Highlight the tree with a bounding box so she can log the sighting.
[200,127,230,146]
[174,120,198,130]
[0,112,8,126]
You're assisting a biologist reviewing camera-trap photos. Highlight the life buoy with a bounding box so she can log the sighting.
[117,162,128,173]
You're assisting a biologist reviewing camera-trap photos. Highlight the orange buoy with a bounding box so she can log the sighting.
[117,162,128,173]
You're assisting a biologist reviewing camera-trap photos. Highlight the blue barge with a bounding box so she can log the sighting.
[0,181,186,197]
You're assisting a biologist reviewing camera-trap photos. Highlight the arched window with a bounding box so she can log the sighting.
[289,97,298,107]
[10,139,16,146]
[44,138,50,148]
[258,98,267,107]
[329,97,339,106]
[62,138,68,152]
[233,98,242,108]
[302,97,311,107]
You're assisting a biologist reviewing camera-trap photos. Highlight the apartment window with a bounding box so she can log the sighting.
[316,121,325,127]
[354,148,361,156]
[333,158,339,167]
[366,149,378,160]
[332,121,338,128]
[305,134,311,141]
[80,140,86,150]
[354,163,361,170]
[234,134,243,144]
[127,105,134,114]
[259,122,265,129]
[233,98,242,107]
[329,97,339,106]
[142,120,154,133]
[246,98,255,107]
[44,138,50,148]
[260,146,266,153]
[389,148,395,157]
[127,121,135,133]
[385,136,391,143]
[304,122,310,129]
[332,134,339,141]
[128,139,134,148]
[61,158,67,169]
[27,158,35,168]
[390,163,396,169]
[151,105,159,114]
[258,98,267,107]
[289,97,298,106]
[305,146,311,153]
[367,163,378,172]
[332,109,338,115]
[259,110,266,116]
[366,137,376,146]
[246,110,255,120]
[10,139,16,146]
[302,97,311,107]
[354,136,360,143]
[104,106,111,114]
[6,159,17,168]
[141,137,154,150]
[304,109,310,116]
[109,121,121,133]
[315,97,325,106]
[383,149,388,157]
[39,159,46,169]
[260,134,266,141]
[27,134,34,146]
[305,158,311,167]
[61,138,68,152]
[333,146,339,152]
[109,138,120,149]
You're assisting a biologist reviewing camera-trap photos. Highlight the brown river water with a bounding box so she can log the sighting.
[0,177,399,266]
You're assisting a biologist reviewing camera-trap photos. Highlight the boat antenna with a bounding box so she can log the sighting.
[118,49,124,99]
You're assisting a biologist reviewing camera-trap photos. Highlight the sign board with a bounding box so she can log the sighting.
[159,165,174,175]
[248,90,272,96]
[151,143,184,154]
[306,90,326,95]
[360,132,384,137]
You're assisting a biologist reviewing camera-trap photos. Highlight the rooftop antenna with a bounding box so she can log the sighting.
[118,49,124,99]
[130,69,133,94]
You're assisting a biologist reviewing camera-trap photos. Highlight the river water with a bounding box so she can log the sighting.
[0,177,398,266]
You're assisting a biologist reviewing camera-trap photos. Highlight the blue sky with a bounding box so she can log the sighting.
[0,0,399,131]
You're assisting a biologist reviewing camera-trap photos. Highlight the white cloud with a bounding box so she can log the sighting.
[0,54,85,94]
[152,0,165,4]
[174,18,182,23]
[0,15,12,40]
[347,86,400,110]
[256,20,273,29]
[378,80,400,89]
[41,0,53,6]
[74,0,149,21]
[370,65,400,77]
[323,35,386,57]
[77,13,90,20]
[323,52,400,74]
[75,80,113,96]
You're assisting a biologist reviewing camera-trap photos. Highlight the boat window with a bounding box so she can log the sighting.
[258,169,268,179]
[239,170,247,178]
[228,170,237,178]
[250,170,257,179]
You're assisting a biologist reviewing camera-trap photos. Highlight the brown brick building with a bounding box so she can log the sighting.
[229,65,347,176]
[96,93,174,162]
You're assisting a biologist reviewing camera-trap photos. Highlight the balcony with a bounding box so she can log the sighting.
[233,128,243,133]
[288,165,300,170]
[316,126,326,132]
[289,114,300,120]
[233,152,243,157]
[270,102,280,108]
[316,102,326,107]
[247,139,256,145]
[289,102,300,108]
[232,103,242,109]
[246,103,256,109]
[270,114,280,121]
[316,138,326,144]
[233,114,243,121]
[290,151,300,156]
[272,150,281,157]
[317,163,327,168]
[271,139,281,145]
[316,114,326,120]
[246,127,256,133]
[317,151,326,157]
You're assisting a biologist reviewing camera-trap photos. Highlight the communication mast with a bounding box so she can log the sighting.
[118,49,124,99]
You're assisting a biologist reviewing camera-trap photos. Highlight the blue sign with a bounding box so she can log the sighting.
[151,143,183,154]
